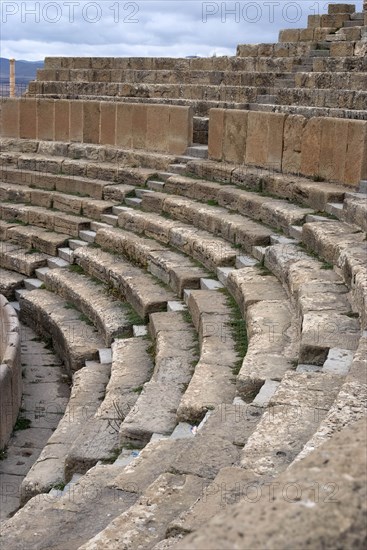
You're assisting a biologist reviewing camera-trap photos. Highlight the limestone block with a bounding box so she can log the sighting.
[146,105,169,152]
[330,42,355,56]
[282,115,307,175]
[116,103,133,148]
[168,106,193,155]
[208,109,225,161]
[279,29,300,43]
[100,102,116,145]
[83,101,100,144]
[69,100,83,142]
[328,3,356,14]
[318,118,349,182]
[19,99,37,139]
[245,112,286,171]
[354,41,367,57]
[236,44,259,57]
[0,99,19,138]
[300,117,322,178]
[321,13,351,28]
[222,109,248,164]
[308,14,321,28]
[36,99,54,141]
[54,100,69,141]
[344,120,367,185]
[131,104,147,149]
[300,28,315,41]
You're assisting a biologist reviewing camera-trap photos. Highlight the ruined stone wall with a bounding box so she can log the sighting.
[0,98,193,155]
[0,295,21,449]
[209,109,367,187]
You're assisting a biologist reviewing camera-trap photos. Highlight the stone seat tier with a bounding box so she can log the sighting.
[302,221,367,329]
[295,71,367,90]
[182,164,349,210]
[19,288,106,374]
[176,290,239,423]
[73,245,174,320]
[92,225,209,297]
[0,203,91,237]
[140,186,314,235]
[120,311,198,446]
[114,208,238,270]
[36,68,296,87]
[274,87,366,110]
[0,181,118,221]
[313,55,367,72]
[342,193,367,231]
[264,243,361,361]
[0,266,24,300]
[41,55,317,72]
[248,102,367,121]
[65,337,154,479]
[226,266,297,400]
[0,219,70,255]
[171,419,367,550]
[0,240,50,276]
[20,360,111,503]
[43,267,133,345]
[0,165,136,201]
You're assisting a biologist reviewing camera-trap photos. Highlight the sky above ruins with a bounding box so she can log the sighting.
[1,0,363,61]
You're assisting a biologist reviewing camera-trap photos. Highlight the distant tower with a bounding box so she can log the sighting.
[9,59,15,97]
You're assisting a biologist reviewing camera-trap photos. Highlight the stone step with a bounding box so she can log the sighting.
[325,202,344,218]
[343,19,363,27]
[74,244,175,320]
[309,49,330,57]
[216,267,235,285]
[167,300,187,312]
[125,197,142,208]
[19,288,105,374]
[0,242,50,276]
[0,266,25,300]
[256,94,277,104]
[24,278,44,291]
[43,267,132,345]
[168,163,188,175]
[185,145,208,159]
[147,179,166,191]
[135,188,155,198]
[34,266,50,282]
[15,288,29,301]
[100,213,119,226]
[133,324,148,337]
[47,257,70,269]
[68,238,89,250]
[2,220,71,256]
[120,311,198,446]
[79,229,96,243]
[200,278,224,291]
[58,246,74,262]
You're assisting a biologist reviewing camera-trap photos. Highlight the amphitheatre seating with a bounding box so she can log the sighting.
[0,2,366,548]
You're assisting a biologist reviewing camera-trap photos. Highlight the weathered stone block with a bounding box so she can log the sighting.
[116,103,133,148]
[69,101,83,142]
[328,3,356,14]
[0,99,19,138]
[208,109,225,161]
[36,99,55,141]
[19,99,37,139]
[300,118,322,178]
[54,100,69,141]
[83,101,100,144]
[344,120,367,185]
[168,106,193,155]
[100,102,116,145]
[146,105,169,152]
[308,14,321,28]
[330,42,355,56]
[131,104,147,149]
[282,115,307,174]
[279,29,300,43]
[245,112,286,171]
[321,13,351,28]
[221,110,248,164]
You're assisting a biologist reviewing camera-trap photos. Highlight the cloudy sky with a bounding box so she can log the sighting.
[1,0,363,61]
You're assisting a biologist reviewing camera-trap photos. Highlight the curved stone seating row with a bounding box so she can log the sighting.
[73,246,174,319]
[176,290,238,423]
[20,358,110,503]
[0,240,50,276]
[184,161,348,211]
[140,187,313,235]
[0,295,21,449]
[95,220,237,272]
[1,220,70,256]
[296,71,367,90]
[120,311,198,446]
[0,203,91,237]
[43,267,132,345]
[65,337,154,480]
[0,266,24,300]
[18,289,105,374]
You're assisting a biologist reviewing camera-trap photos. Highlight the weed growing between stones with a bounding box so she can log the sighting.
[219,289,248,375]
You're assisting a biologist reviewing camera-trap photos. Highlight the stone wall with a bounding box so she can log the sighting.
[0,295,21,449]
[0,98,193,155]
[208,109,367,187]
